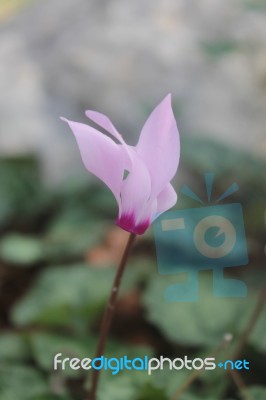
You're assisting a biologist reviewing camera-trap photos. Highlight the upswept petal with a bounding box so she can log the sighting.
[85,110,133,169]
[84,110,155,232]
[61,118,125,207]
[85,110,122,142]
[136,94,180,199]
[153,183,177,221]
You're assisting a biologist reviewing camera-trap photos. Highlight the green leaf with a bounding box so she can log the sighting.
[179,395,217,400]
[0,234,44,266]
[0,364,49,400]
[44,187,111,261]
[143,270,265,359]
[98,374,138,400]
[201,40,238,58]
[29,332,97,378]
[149,368,191,398]
[46,206,98,238]
[29,332,152,377]
[142,272,250,346]
[11,262,145,328]
[85,183,117,217]
[244,0,266,11]
[246,386,266,399]
[97,370,204,400]
[11,264,116,328]
[137,383,168,400]
[97,370,157,400]
[182,136,266,183]
[0,332,30,361]
[0,156,45,228]
[54,180,117,220]
[247,303,266,353]
[44,219,106,262]
[30,396,70,400]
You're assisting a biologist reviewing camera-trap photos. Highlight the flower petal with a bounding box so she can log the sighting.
[61,118,125,206]
[153,183,177,221]
[85,110,133,169]
[136,94,180,199]
[85,110,122,142]
[116,149,152,234]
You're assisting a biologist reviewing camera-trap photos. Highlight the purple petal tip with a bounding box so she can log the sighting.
[116,214,150,235]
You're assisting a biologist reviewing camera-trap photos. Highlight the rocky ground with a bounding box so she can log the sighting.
[0,0,266,182]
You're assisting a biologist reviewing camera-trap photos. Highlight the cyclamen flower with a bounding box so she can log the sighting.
[61,94,180,234]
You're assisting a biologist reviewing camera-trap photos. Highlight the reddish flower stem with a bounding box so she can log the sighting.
[232,284,266,361]
[88,232,136,400]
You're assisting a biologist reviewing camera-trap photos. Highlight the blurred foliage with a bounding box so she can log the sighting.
[247,386,266,398]
[0,364,54,400]
[244,0,266,12]
[143,271,266,365]
[201,40,239,59]
[0,139,265,400]
[180,136,266,238]
[10,263,149,329]
[0,157,47,230]
[0,234,44,266]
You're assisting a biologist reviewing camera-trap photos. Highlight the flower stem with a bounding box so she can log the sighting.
[221,284,265,399]
[229,369,253,400]
[232,284,266,361]
[171,333,233,400]
[88,232,136,400]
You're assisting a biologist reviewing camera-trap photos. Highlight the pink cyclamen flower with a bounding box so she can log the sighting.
[61,94,180,234]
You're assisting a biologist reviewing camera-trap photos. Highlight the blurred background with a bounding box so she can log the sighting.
[0,0,265,399]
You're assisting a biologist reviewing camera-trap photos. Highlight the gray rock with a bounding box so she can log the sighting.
[0,0,265,183]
